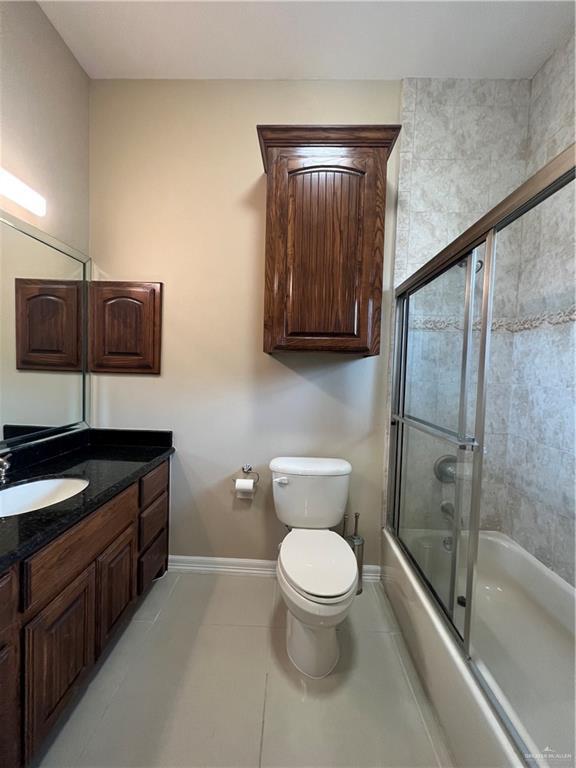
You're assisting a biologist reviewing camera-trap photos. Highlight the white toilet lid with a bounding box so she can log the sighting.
[279,530,358,598]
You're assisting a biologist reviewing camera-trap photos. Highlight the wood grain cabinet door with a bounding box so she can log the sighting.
[258,125,400,355]
[15,279,82,370]
[96,524,137,656]
[0,626,20,768]
[89,281,162,373]
[24,565,96,762]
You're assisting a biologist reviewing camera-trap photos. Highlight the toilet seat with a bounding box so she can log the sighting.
[279,529,358,602]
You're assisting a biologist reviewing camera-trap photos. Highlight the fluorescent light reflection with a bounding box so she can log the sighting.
[0,168,47,216]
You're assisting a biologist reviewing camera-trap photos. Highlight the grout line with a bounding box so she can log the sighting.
[150,572,181,624]
[258,672,270,768]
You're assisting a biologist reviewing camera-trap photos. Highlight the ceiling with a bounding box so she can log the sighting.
[40,1,575,80]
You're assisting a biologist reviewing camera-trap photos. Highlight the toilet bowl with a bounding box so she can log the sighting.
[269,457,357,679]
[277,530,358,677]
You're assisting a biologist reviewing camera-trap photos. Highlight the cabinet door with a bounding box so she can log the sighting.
[96,524,137,656]
[0,626,20,768]
[263,148,386,355]
[15,279,82,371]
[24,565,96,762]
[89,281,162,373]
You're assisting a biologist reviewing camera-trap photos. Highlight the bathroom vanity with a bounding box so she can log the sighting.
[0,205,173,767]
[0,429,174,767]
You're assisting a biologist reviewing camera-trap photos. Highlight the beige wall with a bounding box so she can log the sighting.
[90,80,401,564]
[0,2,89,252]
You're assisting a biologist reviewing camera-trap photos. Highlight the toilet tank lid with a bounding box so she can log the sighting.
[269,457,352,476]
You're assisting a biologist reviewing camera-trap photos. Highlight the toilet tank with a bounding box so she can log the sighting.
[269,457,352,529]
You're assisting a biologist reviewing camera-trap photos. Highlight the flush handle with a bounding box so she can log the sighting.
[273,476,289,486]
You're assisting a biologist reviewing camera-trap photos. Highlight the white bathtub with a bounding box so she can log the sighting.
[383,528,576,768]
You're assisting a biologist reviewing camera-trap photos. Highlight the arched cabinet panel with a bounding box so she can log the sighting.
[15,279,81,371]
[258,124,401,355]
[89,282,162,373]
[287,167,364,338]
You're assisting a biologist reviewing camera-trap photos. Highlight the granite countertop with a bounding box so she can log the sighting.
[0,440,174,574]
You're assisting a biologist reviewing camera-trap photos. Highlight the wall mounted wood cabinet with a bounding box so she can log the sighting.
[15,279,82,371]
[89,281,162,374]
[258,125,400,355]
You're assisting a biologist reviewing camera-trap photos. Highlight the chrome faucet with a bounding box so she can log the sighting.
[0,454,11,485]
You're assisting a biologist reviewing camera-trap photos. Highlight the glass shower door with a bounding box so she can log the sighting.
[394,250,482,622]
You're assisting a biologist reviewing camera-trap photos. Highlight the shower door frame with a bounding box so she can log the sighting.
[387,144,575,761]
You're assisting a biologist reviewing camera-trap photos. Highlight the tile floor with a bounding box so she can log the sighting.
[35,572,453,768]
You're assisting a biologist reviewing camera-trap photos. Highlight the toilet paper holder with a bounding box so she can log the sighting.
[232,464,260,487]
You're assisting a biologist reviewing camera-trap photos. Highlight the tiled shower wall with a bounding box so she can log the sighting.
[395,35,575,583]
[394,77,531,287]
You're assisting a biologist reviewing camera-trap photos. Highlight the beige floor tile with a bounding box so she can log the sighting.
[261,628,442,768]
[33,683,111,768]
[340,582,400,634]
[162,572,277,627]
[131,570,180,622]
[371,582,401,632]
[37,573,451,768]
[35,618,155,767]
[77,625,268,767]
[391,635,455,768]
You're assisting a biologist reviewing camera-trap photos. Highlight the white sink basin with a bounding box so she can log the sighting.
[0,478,89,518]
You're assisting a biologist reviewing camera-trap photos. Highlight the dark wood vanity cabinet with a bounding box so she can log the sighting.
[137,462,170,594]
[0,460,171,767]
[0,625,20,767]
[0,567,20,768]
[96,524,138,656]
[24,566,96,759]
[258,125,400,355]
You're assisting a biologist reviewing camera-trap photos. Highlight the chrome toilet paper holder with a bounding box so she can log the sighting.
[232,463,260,486]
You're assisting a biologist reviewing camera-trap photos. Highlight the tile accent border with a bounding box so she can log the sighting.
[168,555,381,581]
[492,305,576,333]
[411,305,576,333]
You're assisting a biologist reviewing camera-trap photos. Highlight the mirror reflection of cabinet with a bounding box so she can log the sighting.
[1,213,165,451]
[15,279,82,371]
[0,217,88,448]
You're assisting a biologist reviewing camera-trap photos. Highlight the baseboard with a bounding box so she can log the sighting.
[168,556,276,577]
[168,555,381,581]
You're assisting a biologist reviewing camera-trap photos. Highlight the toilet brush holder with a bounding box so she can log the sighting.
[344,512,364,594]
[345,533,364,595]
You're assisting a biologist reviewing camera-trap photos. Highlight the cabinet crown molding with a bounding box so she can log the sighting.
[257,124,401,172]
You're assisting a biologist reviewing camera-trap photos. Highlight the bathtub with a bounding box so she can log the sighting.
[383,528,576,768]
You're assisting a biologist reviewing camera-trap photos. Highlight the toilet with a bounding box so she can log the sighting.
[270,457,358,678]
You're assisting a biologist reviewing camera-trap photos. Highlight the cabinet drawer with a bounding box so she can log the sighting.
[0,567,18,630]
[24,484,139,614]
[139,461,168,509]
[139,492,169,551]
[138,529,168,594]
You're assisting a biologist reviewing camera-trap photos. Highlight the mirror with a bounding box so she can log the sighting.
[0,214,89,449]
